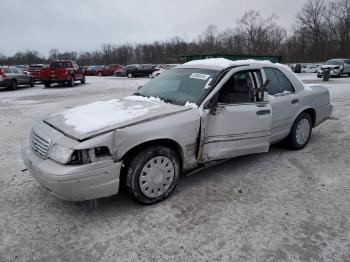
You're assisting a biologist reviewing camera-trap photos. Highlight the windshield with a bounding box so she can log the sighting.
[326,59,342,65]
[137,68,219,105]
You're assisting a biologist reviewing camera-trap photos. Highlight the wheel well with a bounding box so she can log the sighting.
[302,108,316,126]
[119,139,184,187]
[122,139,184,170]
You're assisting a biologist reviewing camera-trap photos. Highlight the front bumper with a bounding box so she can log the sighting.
[22,143,122,201]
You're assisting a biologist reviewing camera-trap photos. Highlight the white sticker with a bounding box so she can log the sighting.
[189,73,210,80]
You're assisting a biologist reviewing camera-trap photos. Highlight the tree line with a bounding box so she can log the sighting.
[1,0,349,66]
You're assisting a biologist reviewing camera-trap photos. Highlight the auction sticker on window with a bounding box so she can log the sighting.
[189,73,210,80]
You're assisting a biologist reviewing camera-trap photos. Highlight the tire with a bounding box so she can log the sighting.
[81,75,86,84]
[98,72,102,77]
[317,75,322,78]
[127,73,133,78]
[286,113,312,150]
[29,78,35,87]
[338,71,343,78]
[11,80,17,90]
[125,146,181,204]
[44,82,51,88]
[348,73,350,77]
[68,76,74,87]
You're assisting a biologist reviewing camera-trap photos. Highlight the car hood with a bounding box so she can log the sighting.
[44,96,192,141]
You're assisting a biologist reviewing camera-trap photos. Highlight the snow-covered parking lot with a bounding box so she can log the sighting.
[1,74,350,261]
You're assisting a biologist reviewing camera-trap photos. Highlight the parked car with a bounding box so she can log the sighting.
[84,65,100,76]
[22,59,333,204]
[123,64,157,78]
[0,66,35,90]
[301,64,321,73]
[317,58,350,78]
[97,64,123,76]
[28,64,44,83]
[152,64,180,77]
[40,60,85,87]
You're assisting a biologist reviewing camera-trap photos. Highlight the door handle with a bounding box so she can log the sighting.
[256,110,271,115]
[291,99,299,104]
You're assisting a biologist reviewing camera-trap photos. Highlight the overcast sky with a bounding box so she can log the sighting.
[0,0,309,56]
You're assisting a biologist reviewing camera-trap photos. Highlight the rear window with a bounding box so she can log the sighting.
[50,61,72,68]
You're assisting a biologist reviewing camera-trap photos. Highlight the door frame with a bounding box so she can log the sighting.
[198,65,271,163]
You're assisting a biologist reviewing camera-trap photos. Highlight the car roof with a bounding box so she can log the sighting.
[177,58,284,71]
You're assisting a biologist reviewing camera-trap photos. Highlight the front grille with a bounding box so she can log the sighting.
[31,131,51,159]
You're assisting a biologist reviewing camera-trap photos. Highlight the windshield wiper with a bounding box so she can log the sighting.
[133,92,146,97]
[158,97,174,103]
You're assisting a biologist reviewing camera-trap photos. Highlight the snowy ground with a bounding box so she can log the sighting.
[0,74,350,261]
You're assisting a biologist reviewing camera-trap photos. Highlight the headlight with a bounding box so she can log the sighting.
[69,147,110,165]
[48,144,74,164]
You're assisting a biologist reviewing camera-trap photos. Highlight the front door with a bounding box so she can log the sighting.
[199,68,272,163]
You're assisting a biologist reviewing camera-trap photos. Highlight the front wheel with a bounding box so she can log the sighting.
[81,76,86,84]
[286,113,312,150]
[11,80,17,90]
[68,76,74,87]
[125,146,180,204]
[44,82,51,88]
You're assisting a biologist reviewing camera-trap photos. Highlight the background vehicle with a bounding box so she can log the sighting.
[40,60,85,87]
[152,64,179,77]
[317,59,350,78]
[22,59,332,204]
[28,64,44,83]
[84,65,100,76]
[97,64,123,76]
[301,64,321,73]
[123,64,157,78]
[0,66,35,90]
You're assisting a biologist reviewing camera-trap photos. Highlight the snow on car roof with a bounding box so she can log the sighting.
[183,58,272,69]
[182,58,293,73]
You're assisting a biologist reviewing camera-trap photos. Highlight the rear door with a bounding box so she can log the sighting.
[199,67,272,163]
[263,67,301,143]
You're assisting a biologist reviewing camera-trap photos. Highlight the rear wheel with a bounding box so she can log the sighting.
[127,73,133,78]
[11,80,17,90]
[125,146,180,204]
[44,82,51,88]
[286,113,312,150]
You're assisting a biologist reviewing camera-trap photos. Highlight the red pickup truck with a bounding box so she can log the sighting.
[40,60,85,87]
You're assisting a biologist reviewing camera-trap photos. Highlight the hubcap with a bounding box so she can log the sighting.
[139,156,175,198]
[296,118,310,145]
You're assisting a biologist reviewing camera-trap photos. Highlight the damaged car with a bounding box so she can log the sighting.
[22,58,333,204]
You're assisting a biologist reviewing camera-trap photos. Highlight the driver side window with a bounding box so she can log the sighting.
[218,71,260,104]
